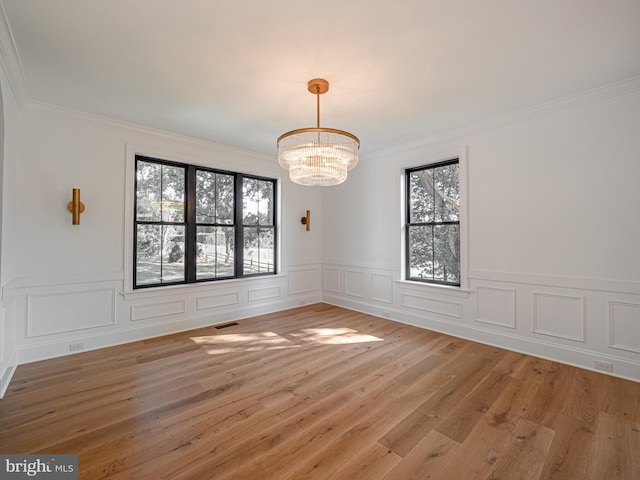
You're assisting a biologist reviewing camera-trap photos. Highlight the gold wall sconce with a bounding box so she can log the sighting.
[301,210,310,231]
[67,188,85,225]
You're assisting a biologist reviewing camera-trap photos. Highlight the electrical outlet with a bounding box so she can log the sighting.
[593,360,613,372]
[69,342,85,352]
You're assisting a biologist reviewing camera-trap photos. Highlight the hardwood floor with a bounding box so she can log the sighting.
[1,303,638,479]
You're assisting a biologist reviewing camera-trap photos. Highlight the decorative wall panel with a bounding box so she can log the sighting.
[28,288,116,336]
[476,286,516,328]
[323,268,340,293]
[344,271,364,298]
[401,294,463,319]
[289,268,320,295]
[532,292,585,342]
[371,274,393,304]
[247,286,281,302]
[131,299,186,322]
[197,292,240,311]
[608,301,640,353]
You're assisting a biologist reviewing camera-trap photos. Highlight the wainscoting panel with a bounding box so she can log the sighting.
[323,268,340,293]
[344,271,364,298]
[27,288,116,337]
[247,286,281,302]
[321,266,640,381]
[288,268,320,295]
[196,292,240,311]
[401,293,463,319]
[5,266,639,385]
[131,299,186,322]
[608,301,640,354]
[3,270,315,375]
[476,286,516,328]
[532,292,585,342]
[370,274,393,304]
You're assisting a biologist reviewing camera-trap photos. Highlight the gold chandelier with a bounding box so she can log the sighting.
[277,79,359,187]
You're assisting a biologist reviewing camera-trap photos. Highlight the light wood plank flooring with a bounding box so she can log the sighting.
[1,304,638,479]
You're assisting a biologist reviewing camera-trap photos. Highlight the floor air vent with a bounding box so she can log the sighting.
[215,322,239,330]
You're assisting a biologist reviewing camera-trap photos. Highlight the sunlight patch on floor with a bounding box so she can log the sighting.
[190,327,384,354]
[190,332,300,355]
[290,328,384,345]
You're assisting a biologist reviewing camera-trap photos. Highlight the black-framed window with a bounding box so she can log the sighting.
[134,155,277,289]
[406,159,460,286]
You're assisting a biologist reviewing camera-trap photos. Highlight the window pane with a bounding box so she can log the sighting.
[243,178,259,225]
[408,225,433,280]
[161,165,185,222]
[136,224,185,285]
[409,170,434,223]
[244,227,259,273]
[216,174,235,225]
[196,226,235,279]
[433,163,459,222]
[243,227,275,274]
[136,161,161,221]
[433,224,460,283]
[243,178,274,226]
[161,225,185,282]
[136,224,161,284]
[258,228,275,273]
[196,171,235,224]
[258,181,274,226]
[196,170,216,223]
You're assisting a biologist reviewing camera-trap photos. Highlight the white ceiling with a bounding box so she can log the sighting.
[1,0,639,156]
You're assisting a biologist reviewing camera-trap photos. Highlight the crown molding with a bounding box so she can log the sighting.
[23,98,277,163]
[364,75,640,162]
[11,73,640,165]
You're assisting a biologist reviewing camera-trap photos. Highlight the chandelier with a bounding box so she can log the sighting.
[277,79,359,186]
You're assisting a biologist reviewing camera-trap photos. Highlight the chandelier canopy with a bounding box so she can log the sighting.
[277,79,359,187]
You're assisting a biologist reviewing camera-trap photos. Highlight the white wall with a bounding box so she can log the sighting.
[322,85,640,381]
[0,101,324,394]
[468,93,640,282]
[0,61,20,397]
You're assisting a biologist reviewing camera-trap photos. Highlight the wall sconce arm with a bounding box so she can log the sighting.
[301,210,310,231]
[67,188,85,225]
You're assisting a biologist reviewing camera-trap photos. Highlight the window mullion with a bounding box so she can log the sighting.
[159,166,164,282]
[431,224,435,282]
[185,166,197,283]
[234,174,244,277]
